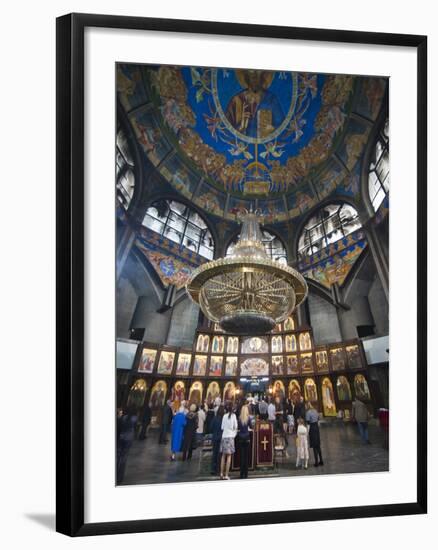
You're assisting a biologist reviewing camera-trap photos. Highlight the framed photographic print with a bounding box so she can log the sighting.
[57,12,427,537]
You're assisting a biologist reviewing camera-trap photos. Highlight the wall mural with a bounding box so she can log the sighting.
[135,228,204,289]
[300,229,368,289]
[117,64,387,224]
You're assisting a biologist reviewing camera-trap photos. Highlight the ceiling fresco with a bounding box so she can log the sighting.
[299,228,367,289]
[118,64,387,224]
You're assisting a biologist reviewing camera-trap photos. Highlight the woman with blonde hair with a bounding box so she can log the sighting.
[237,403,252,479]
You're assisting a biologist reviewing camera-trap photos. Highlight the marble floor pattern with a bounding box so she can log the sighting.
[119,421,389,486]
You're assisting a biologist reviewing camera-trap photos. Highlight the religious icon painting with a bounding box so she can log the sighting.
[175,353,191,376]
[240,357,269,376]
[316,349,329,372]
[212,335,225,354]
[127,378,147,409]
[286,354,299,375]
[225,356,238,377]
[321,378,337,417]
[288,379,302,400]
[58,12,426,535]
[223,381,236,402]
[241,336,269,354]
[336,375,352,401]
[171,380,185,411]
[299,352,314,373]
[271,335,283,353]
[329,347,347,371]
[138,347,157,373]
[156,351,175,375]
[271,355,284,375]
[188,381,203,406]
[285,334,297,352]
[346,344,363,369]
[196,334,210,353]
[284,316,295,331]
[227,336,239,354]
[304,378,318,403]
[299,332,312,351]
[206,381,220,404]
[195,334,204,352]
[192,354,207,376]
[272,380,285,399]
[209,355,223,377]
[149,380,167,410]
[354,374,371,400]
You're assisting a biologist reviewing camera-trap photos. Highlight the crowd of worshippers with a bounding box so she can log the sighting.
[117,395,324,482]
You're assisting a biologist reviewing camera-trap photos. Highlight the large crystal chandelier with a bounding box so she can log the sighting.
[186,210,307,334]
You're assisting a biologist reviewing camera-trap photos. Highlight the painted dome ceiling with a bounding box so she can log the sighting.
[118,64,387,224]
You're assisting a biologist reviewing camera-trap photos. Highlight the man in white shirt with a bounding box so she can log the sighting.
[267,398,276,422]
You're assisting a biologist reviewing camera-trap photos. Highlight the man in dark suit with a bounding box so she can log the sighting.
[158,400,173,444]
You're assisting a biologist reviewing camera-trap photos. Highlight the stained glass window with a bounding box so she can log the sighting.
[116,129,135,209]
[298,203,361,260]
[368,119,389,212]
[143,200,215,260]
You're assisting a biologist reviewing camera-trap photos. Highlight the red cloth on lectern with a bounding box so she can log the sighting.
[256,421,273,466]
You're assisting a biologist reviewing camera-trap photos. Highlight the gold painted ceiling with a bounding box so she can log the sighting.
[118,64,387,223]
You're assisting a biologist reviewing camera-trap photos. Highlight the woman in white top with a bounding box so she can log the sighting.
[295,417,309,469]
[220,402,238,480]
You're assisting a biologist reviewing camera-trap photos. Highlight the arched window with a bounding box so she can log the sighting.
[116,128,135,209]
[226,229,287,264]
[298,203,361,261]
[143,200,214,260]
[368,119,389,212]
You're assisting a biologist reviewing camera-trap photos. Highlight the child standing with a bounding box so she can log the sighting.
[295,418,309,469]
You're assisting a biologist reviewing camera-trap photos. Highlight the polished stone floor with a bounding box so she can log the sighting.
[119,420,388,486]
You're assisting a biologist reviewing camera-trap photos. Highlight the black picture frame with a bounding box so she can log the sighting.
[56,12,427,537]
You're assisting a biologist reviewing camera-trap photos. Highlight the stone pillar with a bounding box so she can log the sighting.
[363,220,389,300]
[116,223,136,281]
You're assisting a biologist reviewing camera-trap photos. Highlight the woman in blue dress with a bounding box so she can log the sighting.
[170,406,187,461]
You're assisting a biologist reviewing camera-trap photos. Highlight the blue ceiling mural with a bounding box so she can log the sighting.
[118,64,387,223]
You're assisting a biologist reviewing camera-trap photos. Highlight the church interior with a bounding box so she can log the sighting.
[115,63,389,484]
